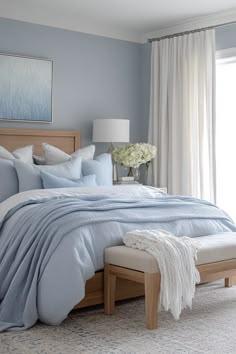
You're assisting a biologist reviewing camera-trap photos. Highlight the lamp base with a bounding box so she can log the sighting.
[107,143,117,182]
[107,143,115,154]
[113,163,118,182]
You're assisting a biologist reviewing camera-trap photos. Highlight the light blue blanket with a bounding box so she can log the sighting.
[0,194,235,331]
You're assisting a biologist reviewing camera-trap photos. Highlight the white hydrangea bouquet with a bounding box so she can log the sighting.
[112,143,157,180]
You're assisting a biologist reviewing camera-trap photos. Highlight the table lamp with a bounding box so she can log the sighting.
[93,119,130,180]
[93,119,130,152]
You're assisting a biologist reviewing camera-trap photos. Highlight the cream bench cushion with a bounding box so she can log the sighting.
[105,232,236,273]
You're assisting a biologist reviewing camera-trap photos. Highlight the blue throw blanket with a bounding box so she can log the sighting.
[0,194,235,331]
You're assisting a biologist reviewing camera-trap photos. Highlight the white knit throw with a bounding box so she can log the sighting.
[123,230,200,320]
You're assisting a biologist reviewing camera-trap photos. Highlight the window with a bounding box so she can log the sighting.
[216,49,236,222]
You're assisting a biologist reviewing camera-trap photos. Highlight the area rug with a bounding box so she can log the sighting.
[1,280,236,354]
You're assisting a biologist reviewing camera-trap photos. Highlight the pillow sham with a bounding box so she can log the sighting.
[14,156,82,192]
[41,171,97,189]
[42,143,95,165]
[0,158,19,203]
[0,145,33,164]
[82,153,112,186]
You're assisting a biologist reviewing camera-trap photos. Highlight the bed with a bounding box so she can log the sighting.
[0,127,236,332]
[0,128,145,309]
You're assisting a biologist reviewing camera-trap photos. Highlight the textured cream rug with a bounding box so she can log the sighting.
[1,280,236,354]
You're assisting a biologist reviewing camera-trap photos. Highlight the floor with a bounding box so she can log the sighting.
[1,280,236,354]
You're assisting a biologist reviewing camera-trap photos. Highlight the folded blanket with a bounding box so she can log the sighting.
[123,230,200,319]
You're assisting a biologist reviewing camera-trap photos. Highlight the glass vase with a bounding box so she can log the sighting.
[143,162,150,185]
[128,167,140,181]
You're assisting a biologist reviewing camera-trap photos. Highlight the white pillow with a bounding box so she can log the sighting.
[42,143,95,165]
[0,145,33,164]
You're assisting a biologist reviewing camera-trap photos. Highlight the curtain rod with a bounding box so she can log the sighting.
[148,20,236,42]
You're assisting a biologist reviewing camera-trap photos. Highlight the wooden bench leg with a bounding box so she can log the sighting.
[144,272,160,330]
[104,263,116,315]
[225,277,233,288]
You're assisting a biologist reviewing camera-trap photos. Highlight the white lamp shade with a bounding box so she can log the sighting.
[93,119,130,143]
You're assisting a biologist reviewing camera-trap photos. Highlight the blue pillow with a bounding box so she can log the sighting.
[14,157,82,192]
[41,171,97,189]
[82,153,112,186]
[0,158,19,202]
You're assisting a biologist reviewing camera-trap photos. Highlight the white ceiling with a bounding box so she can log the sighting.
[0,0,236,42]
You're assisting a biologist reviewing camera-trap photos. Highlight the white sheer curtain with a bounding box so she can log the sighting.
[148,29,216,202]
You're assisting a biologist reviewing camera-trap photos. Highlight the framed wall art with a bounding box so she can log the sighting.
[0,53,53,123]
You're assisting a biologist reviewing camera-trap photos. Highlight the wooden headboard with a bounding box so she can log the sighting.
[0,128,81,155]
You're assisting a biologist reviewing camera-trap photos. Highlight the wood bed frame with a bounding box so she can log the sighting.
[0,127,145,309]
[0,128,81,155]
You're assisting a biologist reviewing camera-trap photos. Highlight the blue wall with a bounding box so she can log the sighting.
[216,23,236,50]
[0,17,146,151]
[1,17,234,150]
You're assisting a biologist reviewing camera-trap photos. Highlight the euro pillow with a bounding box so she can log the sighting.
[41,171,97,189]
[0,145,33,164]
[0,158,19,202]
[82,153,112,186]
[14,156,82,192]
[42,143,95,165]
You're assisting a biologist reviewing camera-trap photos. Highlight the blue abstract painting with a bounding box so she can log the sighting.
[0,54,52,122]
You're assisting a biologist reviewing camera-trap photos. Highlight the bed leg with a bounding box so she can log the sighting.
[225,277,233,288]
[104,263,116,315]
[144,273,160,330]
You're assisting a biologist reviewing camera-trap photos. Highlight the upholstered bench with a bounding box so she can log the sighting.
[104,233,236,329]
